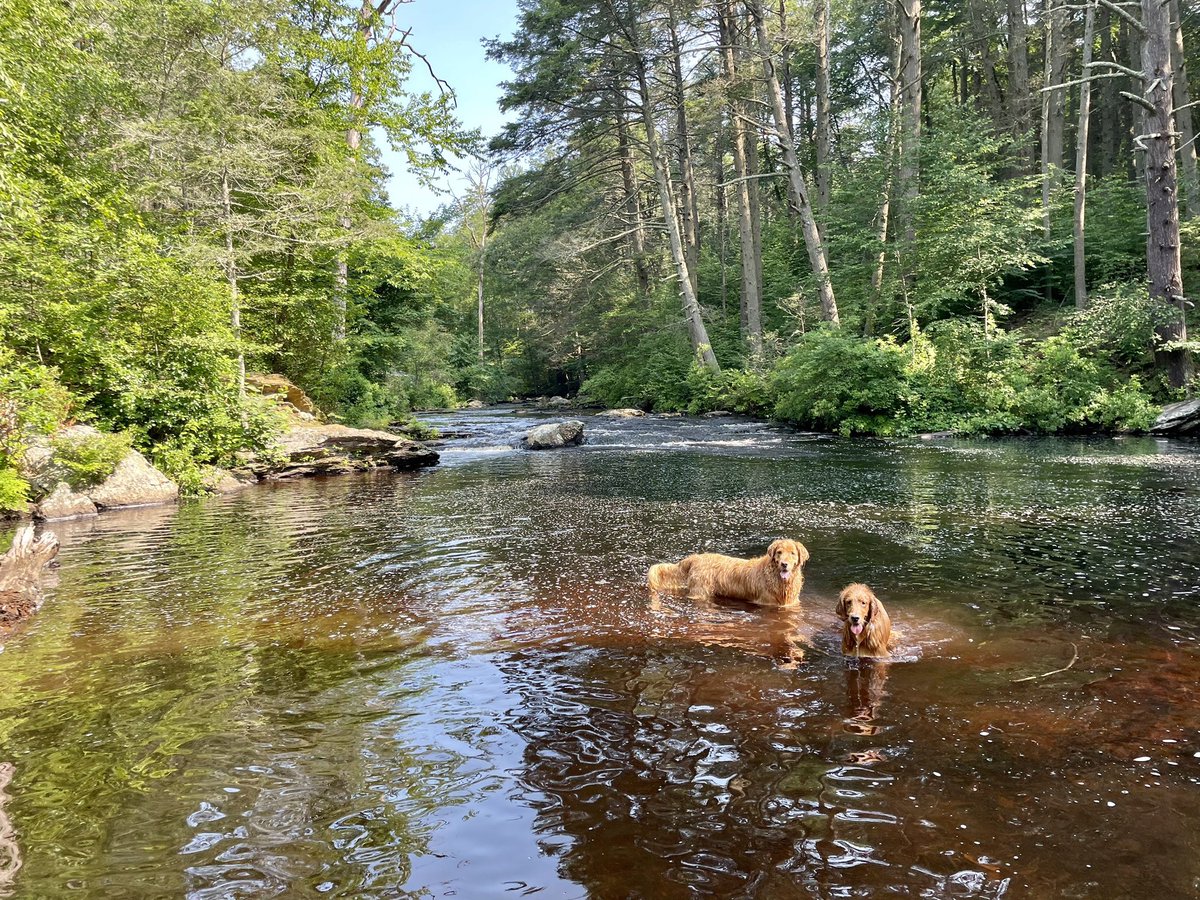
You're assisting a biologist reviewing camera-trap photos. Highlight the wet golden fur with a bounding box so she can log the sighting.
[647,539,809,606]
[835,583,893,657]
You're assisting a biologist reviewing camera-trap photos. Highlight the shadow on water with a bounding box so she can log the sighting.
[0,408,1198,897]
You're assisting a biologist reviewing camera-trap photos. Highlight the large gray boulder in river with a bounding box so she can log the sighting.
[246,423,439,479]
[595,408,646,418]
[1150,398,1200,435]
[520,420,585,450]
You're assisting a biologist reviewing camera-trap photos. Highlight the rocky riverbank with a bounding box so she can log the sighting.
[11,375,439,522]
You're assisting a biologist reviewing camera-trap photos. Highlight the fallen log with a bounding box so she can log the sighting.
[0,526,60,638]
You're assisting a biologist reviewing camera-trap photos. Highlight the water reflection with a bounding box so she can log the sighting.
[0,409,1197,896]
[0,763,19,898]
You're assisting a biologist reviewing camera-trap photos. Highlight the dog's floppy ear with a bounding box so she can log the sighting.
[835,588,850,621]
[767,539,784,560]
[866,591,882,621]
[869,592,892,631]
[794,540,810,567]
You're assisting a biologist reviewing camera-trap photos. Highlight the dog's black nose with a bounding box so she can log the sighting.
[849,616,861,624]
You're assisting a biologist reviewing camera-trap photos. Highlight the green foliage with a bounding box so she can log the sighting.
[0,468,29,515]
[774,330,911,435]
[50,431,133,489]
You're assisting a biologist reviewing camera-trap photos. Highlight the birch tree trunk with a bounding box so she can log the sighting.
[747,0,840,325]
[718,0,763,352]
[1169,0,1199,218]
[634,48,720,372]
[1073,1,1096,310]
[1142,0,1191,388]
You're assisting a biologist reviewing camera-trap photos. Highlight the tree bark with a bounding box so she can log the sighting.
[220,163,245,397]
[616,103,652,298]
[1073,1,1096,310]
[815,0,833,210]
[868,13,903,334]
[1142,0,1191,388]
[633,45,720,372]
[1041,0,1068,236]
[747,0,840,324]
[477,225,487,361]
[1169,0,1199,218]
[668,9,701,295]
[971,0,1004,125]
[897,0,922,271]
[1007,0,1033,167]
[718,0,763,352]
[1098,4,1120,176]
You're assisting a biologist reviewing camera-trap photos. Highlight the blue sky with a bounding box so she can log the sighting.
[381,0,521,217]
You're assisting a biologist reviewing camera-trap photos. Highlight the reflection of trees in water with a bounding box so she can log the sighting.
[497,643,902,896]
[0,763,19,898]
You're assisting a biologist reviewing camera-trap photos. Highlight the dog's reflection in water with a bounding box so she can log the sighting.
[843,657,890,743]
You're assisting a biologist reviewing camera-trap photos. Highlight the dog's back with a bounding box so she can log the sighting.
[648,557,694,593]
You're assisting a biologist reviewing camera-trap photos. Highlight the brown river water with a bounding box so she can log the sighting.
[0,407,1198,898]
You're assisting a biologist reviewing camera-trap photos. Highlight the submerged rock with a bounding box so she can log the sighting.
[520,420,585,450]
[250,423,439,479]
[596,408,646,418]
[540,396,571,408]
[1151,398,1200,435]
[702,410,733,418]
[464,399,486,409]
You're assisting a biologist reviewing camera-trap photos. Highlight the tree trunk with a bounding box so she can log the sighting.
[1073,1,1096,310]
[668,9,701,295]
[868,14,903,335]
[1142,0,1192,388]
[718,0,763,353]
[748,0,840,324]
[779,0,797,175]
[715,129,729,315]
[634,49,720,372]
[616,104,652,298]
[1041,0,1068,236]
[1098,4,1120,176]
[1007,0,1033,167]
[220,163,245,397]
[1169,0,1199,218]
[971,0,1004,125]
[815,0,832,210]
[477,227,487,361]
[897,0,922,272]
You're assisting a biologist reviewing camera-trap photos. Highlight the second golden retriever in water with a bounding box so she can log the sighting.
[647,539,809,606]
[836,583,893,657]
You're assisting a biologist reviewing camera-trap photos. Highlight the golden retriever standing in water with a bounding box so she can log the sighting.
[647,539,809,606]
[835,583,893,658]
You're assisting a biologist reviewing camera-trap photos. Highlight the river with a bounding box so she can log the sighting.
[0,407,1198,898]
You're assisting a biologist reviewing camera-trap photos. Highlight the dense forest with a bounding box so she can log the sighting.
[2,0,1199,511]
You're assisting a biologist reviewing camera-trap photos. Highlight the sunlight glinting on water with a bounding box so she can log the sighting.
[0,407,1198,898]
